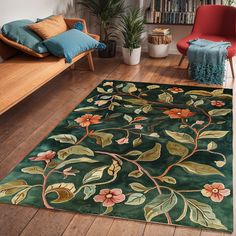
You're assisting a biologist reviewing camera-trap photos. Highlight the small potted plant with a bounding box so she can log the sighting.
[78,0,125,58]
[119,9,145,65]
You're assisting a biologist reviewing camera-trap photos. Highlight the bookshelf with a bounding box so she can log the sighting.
[145,0,224,25]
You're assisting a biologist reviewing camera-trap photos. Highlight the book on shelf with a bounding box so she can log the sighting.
[145,0,224,25]
[152,27,170,35]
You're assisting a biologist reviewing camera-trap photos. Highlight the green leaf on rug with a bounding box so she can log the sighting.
[97,87,113,94]
[207,141,217,151]
[0,180,28,198]
[143,105,152,113]
[108,160,121,176]
[124,98,148,105]
[187,199,227,230]
[208,109,232,117]
[122,83,137,93]
[74,106,98,112]
[147,85,160,90]
[211,89,224,96]
[129,182,151,193]
[165,130,194,144]
[199,131,229,139]
[126,150,142,156]
[166,141,189,157]
[176,161,224,176]
[45,183,76,203]
[49,134,77,144]
[128,170,143,178]
[125,193,146,205]
[83,166,108,184]
[137,143,161,161]
[11,187,30,205]
[89,132,113,147]
[124,114,133,122]
[158,92,173,103]
[194,100,204,106]
[21,166,44,175]
[133,137,142,147]
[55,157,98,170]
[161,176,176,185]
[144,192,177,222]
[185,90,212,96]
[58,145,94,160]
[102,206,113,215]
[84,185,96,200]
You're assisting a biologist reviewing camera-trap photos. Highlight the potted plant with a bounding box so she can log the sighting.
[78,0,125,58]
[119,9,145,65]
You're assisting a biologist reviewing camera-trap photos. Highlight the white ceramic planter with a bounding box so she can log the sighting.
[122,47,141,66]
[148,43,170,58]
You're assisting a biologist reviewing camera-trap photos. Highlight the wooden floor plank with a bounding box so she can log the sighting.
[62,214,96,236]
[143,223,175,236]
[174,227,201,236]
[107,219,146,236]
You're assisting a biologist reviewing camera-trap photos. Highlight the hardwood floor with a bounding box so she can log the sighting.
[0,54,234,236]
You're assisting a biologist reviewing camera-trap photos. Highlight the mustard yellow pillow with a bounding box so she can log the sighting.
[28,15,68,40]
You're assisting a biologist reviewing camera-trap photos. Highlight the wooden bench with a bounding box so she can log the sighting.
[0,18,98,115]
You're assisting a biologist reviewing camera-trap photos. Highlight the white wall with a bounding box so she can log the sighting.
[0,0,76,27]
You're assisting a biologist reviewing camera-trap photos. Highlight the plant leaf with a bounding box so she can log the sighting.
[49,134,77,144]
[129,182,151,192]
[107,160,121,176]
[165,130,194,144]
[58,145,94,160]
[124,114,133,122]
[176,161,224,176]
[55,157,98,170]
[83,166,108,184]
[75,106,98,112]
[208,109,232,117]
[133,137,142,147]
[207,141,217,151]
[45,183,76,203]
[137,143,161,161]
[185,90,212,96]
[126,150,142,156]
[128,170,143,178]
[0,180,28,198]
[21,166,44,175]
[11,187,30,205]
[166,141,189,157]
[144,192,177,222]
[125,193,146,205]
[199,131,229,139]
[89,132,113,147]
[158,92,173,103]
[84,185,96,200]
[187,199,227,230]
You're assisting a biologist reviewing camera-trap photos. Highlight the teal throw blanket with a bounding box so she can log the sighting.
[187,39,231,84]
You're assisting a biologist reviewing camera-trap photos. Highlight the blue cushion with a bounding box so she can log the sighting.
[2,20,48,54]
[43,29,106,63]
[73,22,84,31]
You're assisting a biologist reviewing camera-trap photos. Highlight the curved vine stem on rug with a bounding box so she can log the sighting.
[95,150,172,224]
[156,107,212,180]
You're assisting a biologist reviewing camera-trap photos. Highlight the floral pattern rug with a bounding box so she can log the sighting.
[0,81,233,232]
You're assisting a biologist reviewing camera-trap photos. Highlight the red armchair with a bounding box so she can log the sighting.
[177,5,236,79]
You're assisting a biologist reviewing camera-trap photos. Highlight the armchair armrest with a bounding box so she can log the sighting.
[88,33,100,42]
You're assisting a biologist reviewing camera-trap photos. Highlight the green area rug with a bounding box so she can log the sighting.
[0,81,233,232]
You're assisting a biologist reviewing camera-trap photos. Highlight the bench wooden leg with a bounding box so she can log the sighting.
[87,52,95,72]
[229,58,235,79]
[178,55,185,66]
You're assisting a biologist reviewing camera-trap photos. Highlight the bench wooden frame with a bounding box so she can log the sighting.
[0,18,98,115]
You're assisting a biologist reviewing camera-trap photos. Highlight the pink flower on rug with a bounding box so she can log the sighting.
[116,137,129,145]
[196,120,205,125]
[94,100,108,106]
[93,189,125,207]
[167,87,184,94]
[29,150,56,163]
[135,124,143,130]
[211,100,225,107]
[201,183,230,202]
[75,114,102,127]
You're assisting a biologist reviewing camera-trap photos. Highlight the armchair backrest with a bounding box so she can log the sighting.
[192,5,236,37]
